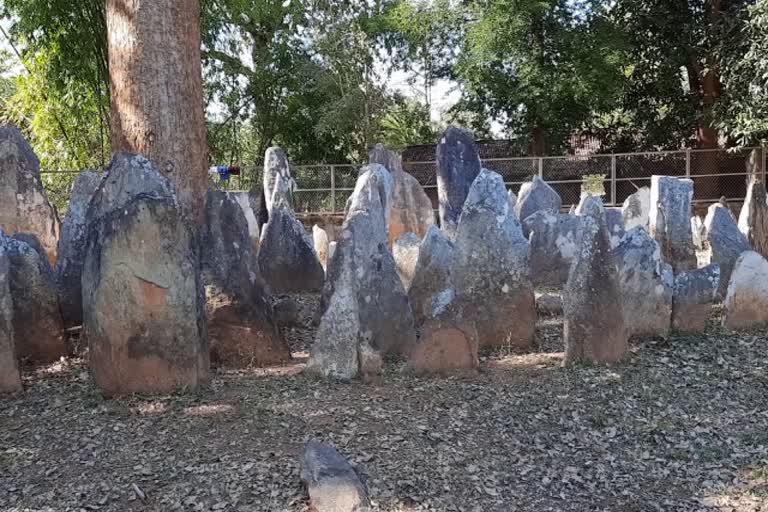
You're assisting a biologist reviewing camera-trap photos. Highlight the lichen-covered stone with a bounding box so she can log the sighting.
[605,207,626,248]
[622,187,650,231]
[523,210,580,288]
[0,246,20,392]
[738,177,768,258]
[56,170,101,327]
[0,231,65,364]
[393,232,421,290]
[649,176,697,272]
[258,176,324,294]
[672,264,720,333]
[300,441,370,512]
[703,203,750,298]
[516,176,562,228]
[0,125,60,266]
[408,226,455,325]
[436,126,481,238]
[452,169,535,349]
[723,251,768,330]
[563,198,627,365]
[202,190,289,367]
[231,191,260,252]
[614,227,673,339]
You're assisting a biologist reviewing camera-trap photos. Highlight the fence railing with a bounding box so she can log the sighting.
[41,146,766,216]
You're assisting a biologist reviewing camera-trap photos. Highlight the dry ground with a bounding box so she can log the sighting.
[3,309,768,512]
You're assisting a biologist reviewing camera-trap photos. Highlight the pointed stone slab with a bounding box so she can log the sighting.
[263,146,292,214]
[436,126,481,238]
[202,190,290,367]
[516,175,562,230]
[738,178,768,258]
[671,264,720,333]
[649,176,697,272]
[723,251,768,330]
[523,210,580,288]
[0,246,20,392]
[0,125,60,266]
[393,232,421,291]
[408,225,455,325]
[56,170,102,327]
[614,227,673,339]
[703,203,750,298]
[452,169,535,349]
[563,197,628,365]
[622,187,650,231]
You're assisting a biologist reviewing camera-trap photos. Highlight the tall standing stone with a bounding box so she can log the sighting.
[649,176,697,272]
[723,251,768,330]
[671,264,720,332]
[56,171,102,327]
[408,225,456,325]
[621,187,650,231]
[0,246,21,392]
[523,210,581,288]
[516,176,563,227]
[263,146,292,215]
[392,232,421,290]
[258,175,324,294]
[82,154,208,396]
[309,166,416,380]
[452,170,535,349]
[0,231,65,364]
[563,198,627,365]
[703,203,750,297]
[614,227,673,339]
[369,144,435,245]
[435,127,481,238]
[231,191,261,252]
[202,190,290,367]
[738,177,768,258]
[0,125,60,266]
[605,207,626,248]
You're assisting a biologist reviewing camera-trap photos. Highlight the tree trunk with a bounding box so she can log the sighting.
[106,0,208,225]
[530,126,547,156]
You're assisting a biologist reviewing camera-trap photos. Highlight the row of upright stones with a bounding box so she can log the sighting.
[0,123,309,394]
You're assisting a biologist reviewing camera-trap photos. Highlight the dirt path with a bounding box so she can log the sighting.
[2,315,768,511]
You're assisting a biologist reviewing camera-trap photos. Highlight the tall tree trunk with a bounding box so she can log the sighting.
[106,0,208,225]
[530,126,547,156]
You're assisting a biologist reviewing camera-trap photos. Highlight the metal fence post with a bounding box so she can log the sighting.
[330,165,336,213]
[537,157,544,179]
[610,154,617,206]
[685,148,691,179]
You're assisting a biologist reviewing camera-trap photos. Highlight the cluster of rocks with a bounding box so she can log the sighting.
[4,120,768,396]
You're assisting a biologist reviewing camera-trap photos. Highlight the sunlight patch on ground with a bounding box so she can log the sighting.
[183,403,236,417]
[487,351,564,370]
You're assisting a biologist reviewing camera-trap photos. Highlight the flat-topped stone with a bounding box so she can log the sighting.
[649,176,697,272]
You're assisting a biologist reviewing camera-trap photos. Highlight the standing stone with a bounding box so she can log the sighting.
[738,177,768,258]
[309,166,415,379]
[671,264,720,332]
[258,176,324,294]
[605,207,626,248]
[508,189,518,214]
[436,126,481,238]
[263,146,292,214]
[516,175,562,228]
[523,210,581,288]
[313,225,330,269]
[392,232,421,291]
[649,176,697,272]
[0,246,21,392]
[231,191,260,252]
[0,231,65,364]
[202,190,290,367]
[408,225,455,325]
[703,203,750,297]
[622,187,650,231]
[300,441,370,512]
[56,171,102,327]
[328,241,337,265]
[723,251,768,330]
[0,125,60,266]
[82,154,208,396]
[691,215,706,251]
[452,170,535,349]
[614,227,673,339]
[563,198,627,365]
[409,316,478,375]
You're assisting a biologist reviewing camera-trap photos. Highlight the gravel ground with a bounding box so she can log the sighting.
[3,307,768,512]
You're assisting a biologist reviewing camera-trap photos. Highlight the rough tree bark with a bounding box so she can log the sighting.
[106,0,208,225]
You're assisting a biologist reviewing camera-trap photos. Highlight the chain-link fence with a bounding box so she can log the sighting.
[42,146,765,216]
